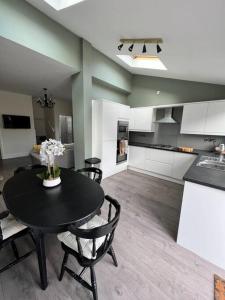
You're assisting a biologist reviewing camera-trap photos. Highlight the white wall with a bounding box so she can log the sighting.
[0,90,36,159]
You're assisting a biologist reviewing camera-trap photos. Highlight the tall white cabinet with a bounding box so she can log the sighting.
[92,100,130,179]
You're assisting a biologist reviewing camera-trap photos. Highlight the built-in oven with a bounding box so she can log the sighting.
[117,121,129,164]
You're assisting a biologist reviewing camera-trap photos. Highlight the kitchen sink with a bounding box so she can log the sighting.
[196,155,225,171]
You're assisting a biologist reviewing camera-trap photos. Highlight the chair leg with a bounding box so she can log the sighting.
[59,252,69,281]
[108,246,118,267]
[90,266,98,300]
[11,240,19,259]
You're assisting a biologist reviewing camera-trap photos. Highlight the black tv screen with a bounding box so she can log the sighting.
[2,114,31,129]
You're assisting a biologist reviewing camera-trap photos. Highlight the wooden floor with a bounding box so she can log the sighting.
[0,161,225,299]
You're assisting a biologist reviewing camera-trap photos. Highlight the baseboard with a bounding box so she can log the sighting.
[128,166,184,185]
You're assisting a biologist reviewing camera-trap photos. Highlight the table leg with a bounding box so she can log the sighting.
[32,230,48,290]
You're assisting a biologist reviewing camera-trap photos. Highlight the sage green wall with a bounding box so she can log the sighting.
[0,0,81,70]
[92,79,128,104]
[128,75,225,107]
[91,48,132,93]
[72,41,131,168]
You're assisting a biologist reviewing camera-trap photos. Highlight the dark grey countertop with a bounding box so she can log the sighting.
[129,142,225,191]
[128,141,199,155]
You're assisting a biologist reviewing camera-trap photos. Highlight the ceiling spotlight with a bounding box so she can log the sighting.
[142,44,147,53]
[118,43,124,51]
[128,43,134,52]
[157,44,162,53]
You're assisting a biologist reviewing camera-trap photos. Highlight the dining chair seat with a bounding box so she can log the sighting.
[57,215,107,259]
[0,213,27,240]
[58,195,120,300]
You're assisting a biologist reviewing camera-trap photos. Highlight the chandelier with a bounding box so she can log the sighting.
[35,88,55,108]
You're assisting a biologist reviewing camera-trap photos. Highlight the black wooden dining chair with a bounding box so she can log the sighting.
[57,195,120,300]
[76,167,102,184]
[0,192,34,273]
[14,164,46,175]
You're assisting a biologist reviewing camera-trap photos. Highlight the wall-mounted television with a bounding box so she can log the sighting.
[2,114,31,129]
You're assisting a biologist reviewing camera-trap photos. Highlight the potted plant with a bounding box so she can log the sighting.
[38,139,65,187]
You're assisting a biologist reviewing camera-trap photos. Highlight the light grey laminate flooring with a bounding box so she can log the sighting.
[0,159,224,299]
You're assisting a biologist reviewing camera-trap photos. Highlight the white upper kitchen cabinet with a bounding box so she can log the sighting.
[204,100,225,135]
[180,102,208,134]
[129,107,155,132]
[118,103,130,120]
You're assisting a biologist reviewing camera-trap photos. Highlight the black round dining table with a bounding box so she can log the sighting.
[2,168,105,290]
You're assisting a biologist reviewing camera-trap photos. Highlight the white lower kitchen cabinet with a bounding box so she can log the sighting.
[147,148,174,164]
[145,160,172,177]
[129,146,197,183]
[128,146,145,169]
[172,152,196,180]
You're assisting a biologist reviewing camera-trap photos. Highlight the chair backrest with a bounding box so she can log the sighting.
[76,167,102,184]
[68,195,120,262]
[14,164,46,175]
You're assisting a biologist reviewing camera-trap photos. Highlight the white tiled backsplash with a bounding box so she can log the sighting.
[129,123,225,151]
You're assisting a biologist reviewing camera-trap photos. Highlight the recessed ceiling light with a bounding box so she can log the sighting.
[117,55,167,70]
[43,0,86,10]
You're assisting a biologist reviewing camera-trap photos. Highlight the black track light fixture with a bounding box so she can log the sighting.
[142,44,147,53]
[118,43,124,51]
[128,43,134,52]
[157,44,162,53]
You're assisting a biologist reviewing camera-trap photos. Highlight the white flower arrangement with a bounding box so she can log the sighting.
[39,139,65,180]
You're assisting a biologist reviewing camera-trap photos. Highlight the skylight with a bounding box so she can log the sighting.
[44,0,85,10]
[117,55,167,70]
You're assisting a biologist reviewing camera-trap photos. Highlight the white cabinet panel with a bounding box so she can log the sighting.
[129,146,197,182]
[181,103,208,134]
[150,148,174,164]
[172,153,196,180]
[130,107,154,131]
[129,109,135,130]
[128,146,145,169]
[102,140,117,176]
[145,148,151,160]
[146,160,172,177]
[118,104,130,120]
[204,101,225,135]
[102,101,117,141]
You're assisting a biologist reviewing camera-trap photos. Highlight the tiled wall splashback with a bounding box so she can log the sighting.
[129,123,225,151]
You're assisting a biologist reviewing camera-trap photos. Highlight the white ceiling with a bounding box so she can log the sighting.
[0,37,74,101]
[26,0,225,85]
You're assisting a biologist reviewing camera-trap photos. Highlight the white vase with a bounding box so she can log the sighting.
[43,177,61,188]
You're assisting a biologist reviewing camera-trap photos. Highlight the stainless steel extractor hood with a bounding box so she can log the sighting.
[156,107,176,123]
